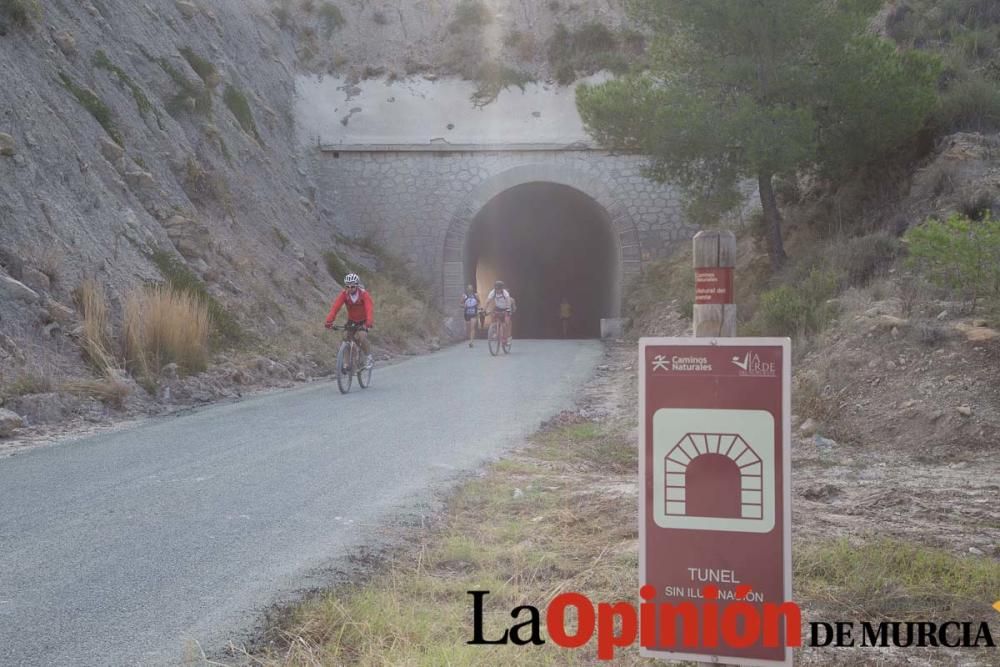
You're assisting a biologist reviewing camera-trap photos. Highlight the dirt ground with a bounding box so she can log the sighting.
[790,285,1000,559]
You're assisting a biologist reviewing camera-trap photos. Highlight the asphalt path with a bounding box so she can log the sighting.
[0,340,602,666]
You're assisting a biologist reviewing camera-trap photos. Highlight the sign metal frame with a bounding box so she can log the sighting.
[638,336,792,666]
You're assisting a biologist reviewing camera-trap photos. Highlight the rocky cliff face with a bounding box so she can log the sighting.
[1,0,337,327]
[0,0,368,434]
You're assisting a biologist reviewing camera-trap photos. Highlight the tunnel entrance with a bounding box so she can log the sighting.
[464,182,619,339]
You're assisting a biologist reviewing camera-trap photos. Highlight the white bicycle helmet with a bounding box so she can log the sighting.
[344,273,360,286]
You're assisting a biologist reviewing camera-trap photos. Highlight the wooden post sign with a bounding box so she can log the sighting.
[693,231,737,337]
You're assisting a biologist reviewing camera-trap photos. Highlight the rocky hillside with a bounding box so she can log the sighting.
[267,0,635,84]
[1,0,328,325]
[1,0,344,436]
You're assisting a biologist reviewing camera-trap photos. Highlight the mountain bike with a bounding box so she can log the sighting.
[487,310,512,356]
[331,321,372,394]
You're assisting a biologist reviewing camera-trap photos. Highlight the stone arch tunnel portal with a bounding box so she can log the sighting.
[464,182,620,339]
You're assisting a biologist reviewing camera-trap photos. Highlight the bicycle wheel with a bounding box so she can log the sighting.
[502,328,512,354]
[487,322,499,356]
[336,342,353,394]
[357,348,372,388]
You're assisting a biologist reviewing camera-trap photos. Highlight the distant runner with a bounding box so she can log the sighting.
[559,296,572,338]
[460,284,480,348]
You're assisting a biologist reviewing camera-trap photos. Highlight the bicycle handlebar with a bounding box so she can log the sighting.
[330,323,370,331]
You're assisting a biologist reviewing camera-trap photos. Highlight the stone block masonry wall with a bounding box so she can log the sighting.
[309,149,699,308]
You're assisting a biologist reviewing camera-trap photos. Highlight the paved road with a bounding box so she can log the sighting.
[0,340,602,666]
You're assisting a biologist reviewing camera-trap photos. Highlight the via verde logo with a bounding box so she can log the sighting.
[731,352,776,377]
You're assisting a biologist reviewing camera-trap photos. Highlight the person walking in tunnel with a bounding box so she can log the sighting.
[324,273,375,369]
[559,296,572,338]
[486,280,513,345]
[460,284,480,348]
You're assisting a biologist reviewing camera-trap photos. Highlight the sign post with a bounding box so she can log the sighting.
[638,338,792,665]
[693,230,737,337]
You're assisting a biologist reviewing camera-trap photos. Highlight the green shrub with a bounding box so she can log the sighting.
[952,27,1000,61]
[92,50,154,117]
[503,29,523,48]
[547,22,642,84]
[273,227,289,250]
[160,58,212,115]
[904,212,1000,311]
[831,233,902,287]
[223,84,260,141]
[448,0,491,33]
[322,250,349,281]
[888,0,1000,48]
[620,28,646,55]
[272,3,292,29]
[318,2,345,35]
[554,62,576,86]
[590,51,632,76]
[574,22,616,52]
[470,62,534,107]
[182,157,231,207]
[178,47,218,86]
[1,0,42,28]
[2,371,52,398]
[933,71,1000,132]
[678,298,694,320]
[58,72,124,146]
[151,250,243,345]
[745,269,839,337]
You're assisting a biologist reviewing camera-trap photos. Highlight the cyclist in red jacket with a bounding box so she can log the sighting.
[325,273,375,369]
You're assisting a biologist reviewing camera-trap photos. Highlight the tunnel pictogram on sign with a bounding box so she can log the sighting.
[663,433,763,519]
[653,408,775,533]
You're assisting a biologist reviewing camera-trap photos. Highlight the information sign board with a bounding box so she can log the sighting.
[639,338,792,665]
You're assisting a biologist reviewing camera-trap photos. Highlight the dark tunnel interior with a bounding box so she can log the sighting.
[464,182,619,339]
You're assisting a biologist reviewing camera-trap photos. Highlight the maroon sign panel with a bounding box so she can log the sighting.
[639,338,791,665]
[695,268,734,304]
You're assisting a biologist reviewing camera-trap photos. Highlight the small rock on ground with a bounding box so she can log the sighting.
[0,408,24,437]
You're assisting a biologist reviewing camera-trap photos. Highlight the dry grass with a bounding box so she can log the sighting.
[246,418,643,666]
[61,377,130,408]
[366,275,440,347]
[0,370,53,399]
[74,278,119,375]
[124,285,210,380]
[795,537,1000,621]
